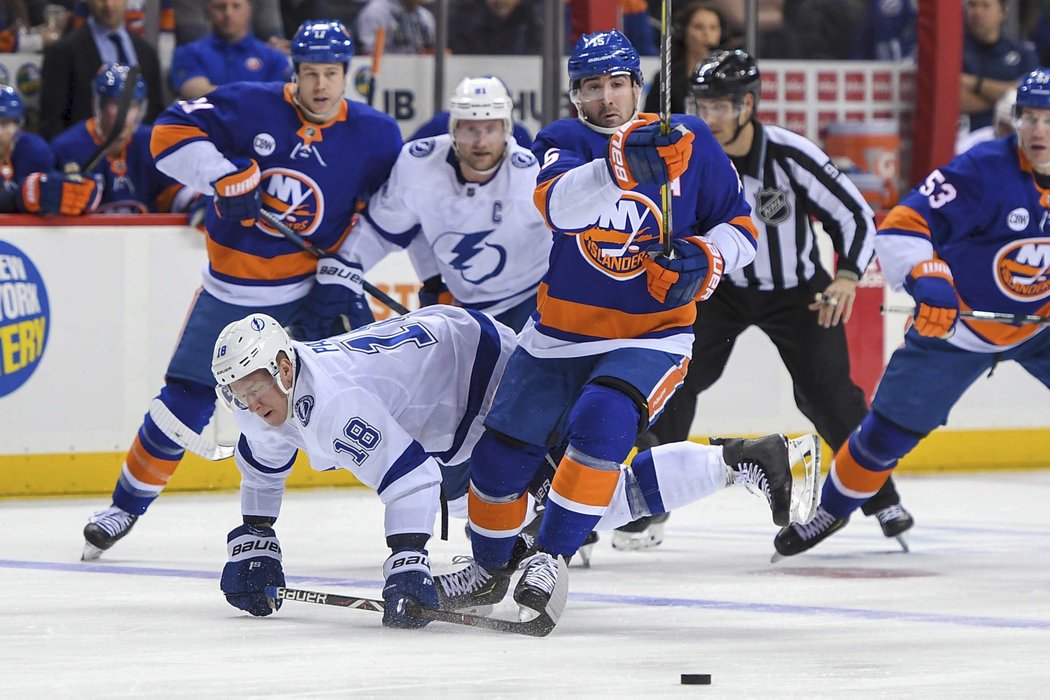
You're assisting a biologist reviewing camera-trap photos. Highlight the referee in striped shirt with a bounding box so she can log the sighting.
[640,50,913,545]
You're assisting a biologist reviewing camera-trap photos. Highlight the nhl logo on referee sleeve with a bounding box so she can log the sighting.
[295,395,315,427]
[756,186,791,225]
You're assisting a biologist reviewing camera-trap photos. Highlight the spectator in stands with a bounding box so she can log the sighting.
[354,0,434,55]
[0,0,65,52]
[0,85,55,213]
[173,0,284,47]
[50,63,199,214]
[621,0,656,56]
[448,0,542,55]
[644,1,724,114]
[778,0,862,59]
[956,87,1017,154]
[850,0,917,61]
[40,0,163,139]
[960,0,1037,133]
[169,0,289,100]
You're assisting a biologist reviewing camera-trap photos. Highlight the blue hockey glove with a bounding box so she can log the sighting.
[418,275,454,307]
[643,236,724,307]
[607,114,694,189]
[904,259,958,338]
[20,171,102,215]
[382,549,438,629]
[211,158,261,226]
[286,256,376,341]
[220,524,284,617]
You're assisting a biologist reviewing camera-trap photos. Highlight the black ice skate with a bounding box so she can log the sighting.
[873,504,914,552]
[714,433,822,526]
[611,512,670,552]
[771,505,849,562]
[434,557,513,613]
[82,504,138,561]
[513,551,569,632]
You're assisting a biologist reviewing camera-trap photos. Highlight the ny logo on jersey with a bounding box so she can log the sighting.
[436,229,507,285]
[994,237,1050,301]
[578,193,661,279]
[258,168,324,236]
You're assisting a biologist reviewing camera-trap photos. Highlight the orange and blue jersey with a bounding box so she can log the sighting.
[51,121,184,214]
[877,134,1049,352]
[150,81,402,307]
[525,114,757,358]
[0,132,53,212]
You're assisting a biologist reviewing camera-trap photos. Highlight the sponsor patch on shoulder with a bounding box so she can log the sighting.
[409,139,435,157]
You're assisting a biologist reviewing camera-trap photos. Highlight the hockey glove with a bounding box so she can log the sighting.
[643,237,724,307]
[287,256,375,340]
[20,171,102,215]
[904,259,958,338]
[211,158,261,226]
[607,114,694,190]
[220,524,285,617]
[418,275,454,307]
[382,549,438,629]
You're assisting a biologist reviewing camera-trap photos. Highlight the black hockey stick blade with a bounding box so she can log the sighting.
[266,586,559,637]
[80,64,142,175]
[258,209,409,315]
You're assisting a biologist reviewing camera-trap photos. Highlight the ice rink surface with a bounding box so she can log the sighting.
[4,471,1049,698]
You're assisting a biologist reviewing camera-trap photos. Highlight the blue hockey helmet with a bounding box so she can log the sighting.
[0,84,24,123]
[1014,67,1050,116]
[567,30,642,89]
[291,19,353,69]
[93,63,147,102]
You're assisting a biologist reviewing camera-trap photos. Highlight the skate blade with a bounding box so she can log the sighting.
[572,543,594,568]
[894,533,910,553]
[81,542,105,561]
[787,434,821,525]
[610,524,665,552]
[770,550,787,564]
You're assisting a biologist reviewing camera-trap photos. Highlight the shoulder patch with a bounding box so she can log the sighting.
[295,395,315,427]
[511,151,537,168]
[409,139,436,158]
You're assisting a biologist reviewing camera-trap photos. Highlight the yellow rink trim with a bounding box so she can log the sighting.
[1,428,1048,498]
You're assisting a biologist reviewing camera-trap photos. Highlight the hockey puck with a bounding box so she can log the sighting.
[681,674,711,685]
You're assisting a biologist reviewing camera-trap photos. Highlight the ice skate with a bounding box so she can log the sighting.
[513,551,569,630]
[82,504,138,561]
[611,512,669,551]
[434,557,512,613]
[714,433,822,526]
[771,505,849,562]
[873,503,914,552]
[571,530,599,567]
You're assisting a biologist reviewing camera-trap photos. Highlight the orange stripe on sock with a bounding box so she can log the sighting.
[125,435,181,487]
[550,455,620,508]
[648,357,689,418]
[833,443,891,495]
[468,489,528,532]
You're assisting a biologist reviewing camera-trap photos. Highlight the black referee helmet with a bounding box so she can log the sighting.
[690,49,761,113]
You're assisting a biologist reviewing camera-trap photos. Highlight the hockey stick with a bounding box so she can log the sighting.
[880,304,1049,325]
[366,27,385,108]
[659,0,673,258]
[258,209,410,315]
[77,64,142,175]
[148,398,235,460]
[267,577,567,637]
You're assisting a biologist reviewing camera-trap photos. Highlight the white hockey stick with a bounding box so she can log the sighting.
[787,434,821,525]
[880,304,1049,325]
[148,399,235,461]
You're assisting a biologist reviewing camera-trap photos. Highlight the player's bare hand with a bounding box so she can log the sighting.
[809,278,857,328]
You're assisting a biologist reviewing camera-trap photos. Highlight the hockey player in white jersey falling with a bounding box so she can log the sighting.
[211,306,818,629]
[352,75,552,332]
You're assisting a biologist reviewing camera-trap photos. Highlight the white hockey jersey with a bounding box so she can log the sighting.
[233,306,517,536]
[352,134,552,316]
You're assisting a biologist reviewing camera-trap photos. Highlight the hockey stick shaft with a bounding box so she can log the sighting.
[880,304,1049,325]
[79,65,142,175]
[366,27,385,108]
[148,398,235,460]
[659,0,673,258]
[258,210,409,315]
[267,586,557,637]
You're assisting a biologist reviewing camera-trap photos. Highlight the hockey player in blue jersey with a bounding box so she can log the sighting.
[773,67,1050,560]
[80,19,402,561]
[0,85,58,214]
[434,29,784,618]
[50,63,197,214]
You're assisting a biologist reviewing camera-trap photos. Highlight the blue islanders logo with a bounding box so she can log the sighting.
[994,237,1050,301]
[577,193,662,279]
[259,168,324,237]
[0,240,50,397]
[434,230,506,285]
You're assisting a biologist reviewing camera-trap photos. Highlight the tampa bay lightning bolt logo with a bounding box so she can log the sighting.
[511,151,536,168]
[435,229,507,284]
[295,395,314,427]
[409,139,435,157]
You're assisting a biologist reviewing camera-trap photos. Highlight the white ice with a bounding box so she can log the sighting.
[3,472,1049,698]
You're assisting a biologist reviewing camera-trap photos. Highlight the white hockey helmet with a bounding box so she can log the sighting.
[448,75,514,136]
[212,314,296,412]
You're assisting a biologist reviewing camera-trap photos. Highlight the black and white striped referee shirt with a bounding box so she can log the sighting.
[726,122,877,291]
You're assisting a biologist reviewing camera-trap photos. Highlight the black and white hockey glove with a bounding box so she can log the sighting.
[382,549,438,628]
[220,524,285,616]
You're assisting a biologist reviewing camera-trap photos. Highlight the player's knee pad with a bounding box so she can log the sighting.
[851,411,923,469]
[565,381,642,463]
[469,428,548,498]
[141,380,217,456]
